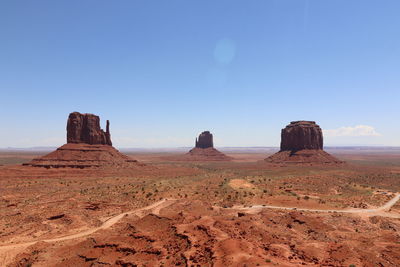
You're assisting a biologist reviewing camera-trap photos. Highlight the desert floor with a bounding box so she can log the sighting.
[1,149,400,266]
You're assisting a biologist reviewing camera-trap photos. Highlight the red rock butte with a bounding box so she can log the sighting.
[25,112,138,168]
[266,121,343,164]
[166,131,232,161]
[186,131,232,161]
[195,131,214,148]
[67,112,112,146]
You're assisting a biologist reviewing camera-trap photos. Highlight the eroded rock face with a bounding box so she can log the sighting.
[266,120,343,164]
[67,112,112,146]
[195,131,214,149]
[280,121,323,151]
[25,111,141,168]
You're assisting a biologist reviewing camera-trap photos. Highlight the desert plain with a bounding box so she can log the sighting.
[1,148,400,267]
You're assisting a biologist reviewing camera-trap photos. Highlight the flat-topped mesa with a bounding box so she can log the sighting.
[280,121,323,152]
[67,112,112,146]
[195,131,214,149]
[266,120,343,164]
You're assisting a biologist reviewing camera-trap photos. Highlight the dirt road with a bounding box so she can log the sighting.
[231,193,400,218]
[0,198,175,265]
[1,194,399,265]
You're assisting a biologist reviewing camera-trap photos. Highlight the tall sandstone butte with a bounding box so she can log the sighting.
[280,121,323,151]
[67,112,112,146]
[195,131,214,149]
[168,130,232,161]
[266,121,343,164]
[25,112,138,168]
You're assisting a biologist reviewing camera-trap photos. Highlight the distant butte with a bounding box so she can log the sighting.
[165,131,232,161]
[186,131,232,161]
[266,121,343,164]
[195,131,213,148]
[25,112,139,168]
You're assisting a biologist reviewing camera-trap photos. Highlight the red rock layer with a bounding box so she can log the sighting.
[165,147,232,161]
[67,112,112,146]
[25,143,138,168]
[267,121,343,164]
[265,149,343,165]
[186,147,232,161]
[281,121,323,151]
[195,131,214,149]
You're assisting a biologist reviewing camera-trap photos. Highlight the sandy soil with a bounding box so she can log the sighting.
[1,151,400,266]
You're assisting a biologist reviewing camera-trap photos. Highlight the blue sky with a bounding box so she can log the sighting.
[1,0,399,148]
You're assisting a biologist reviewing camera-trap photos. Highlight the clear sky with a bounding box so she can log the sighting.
[1,0,399,148]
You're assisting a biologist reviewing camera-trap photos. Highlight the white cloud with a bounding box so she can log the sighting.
[323,125,381,137]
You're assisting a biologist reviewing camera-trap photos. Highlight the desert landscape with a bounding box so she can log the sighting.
[2,1,400,266]
[0,114,399,267]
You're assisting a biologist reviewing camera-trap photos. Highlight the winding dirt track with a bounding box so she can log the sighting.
[1,194,399,265]
[0,199,176,265]
[232,193,400,218]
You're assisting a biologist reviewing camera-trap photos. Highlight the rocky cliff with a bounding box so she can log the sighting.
[280,121,323,151]
[195,131,214,149]
[266,121,343,164]
[67,112,112,146]
[25,112,139,168]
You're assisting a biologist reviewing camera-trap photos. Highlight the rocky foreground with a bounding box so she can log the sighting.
[1,151,400,266]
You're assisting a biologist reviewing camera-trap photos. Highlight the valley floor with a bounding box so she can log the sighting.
[1,150,400,266]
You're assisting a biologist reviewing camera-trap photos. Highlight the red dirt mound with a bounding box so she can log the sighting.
[24,143,138,168]
[186,147,232,161]
[265,149,343,165]
[166,147,233,161]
